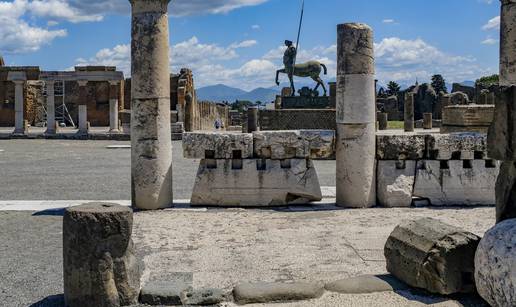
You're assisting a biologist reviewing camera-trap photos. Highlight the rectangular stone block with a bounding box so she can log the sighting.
[427,133,487,160]
[488,86,516,160]
[182,132,253,159]
[377,160,416,208]
[376,135,426,160]
[442,105,494,127]
[253,130,335,160]
[190,159,322,207]
[413,160,499,206]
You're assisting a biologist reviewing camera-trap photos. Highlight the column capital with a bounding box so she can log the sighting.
[77,80,88,87]
[12,80,26,85]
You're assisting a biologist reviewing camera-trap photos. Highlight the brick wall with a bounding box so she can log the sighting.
[258,109,336,131]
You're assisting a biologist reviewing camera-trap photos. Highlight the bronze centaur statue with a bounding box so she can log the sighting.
[275,40,328,96]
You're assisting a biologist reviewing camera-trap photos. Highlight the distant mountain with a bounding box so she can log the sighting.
[457,80,475,87]
[197,84,279,103]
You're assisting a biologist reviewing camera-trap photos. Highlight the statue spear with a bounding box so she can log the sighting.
[293,0,305,67]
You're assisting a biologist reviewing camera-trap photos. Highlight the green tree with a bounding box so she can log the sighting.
[387,81,401,96]
[231,100,255,112]
[475,74,499,87]
[431,74,448,94]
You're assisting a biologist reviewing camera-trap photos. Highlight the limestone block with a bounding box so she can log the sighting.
[63,203,139,307]
[488,86,516,160]
[385,218,480,295]
[233,282,324,304]
[183,132,253,159]
[495,161,516,223]
[190,159,322,207]
[336,74,376,124]
[253,130,335,160]
[427,133,487,160]
[442,105,494,126]
[377,161,416,208]
[376,135,426,160]
[413,160,499,206]
[475,219,516,307]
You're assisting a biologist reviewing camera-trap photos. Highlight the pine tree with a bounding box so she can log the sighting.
[431,74,448,94]
[387,81,401,96]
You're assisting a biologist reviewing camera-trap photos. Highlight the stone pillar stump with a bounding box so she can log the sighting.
[63,203,139,307]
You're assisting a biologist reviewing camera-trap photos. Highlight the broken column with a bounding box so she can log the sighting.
[45,80,56,135]
[109,81,120,133]
[404,93,415,132]
[378,112,388,130]
[247,106,258,132]
[336,23,376,208]
[7,71,27,135]
[423,113,432,130]
[130,0,173,210]
[77,80,89,135]
[63,203,139,306]
[385,218,480,295]
[500,0,516,86]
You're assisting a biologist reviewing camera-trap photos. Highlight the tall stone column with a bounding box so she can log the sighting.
[404,93,415,132]
[500,0,516,86]
[13,80,26,135]
[247,106,258,132]
[109,81,120,133]
[45,80,56,135]
[77,80,89,135]
[130,0,173,210]
[336,23,376,208]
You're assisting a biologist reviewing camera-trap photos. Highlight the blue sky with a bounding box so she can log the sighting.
[0,0,501,90]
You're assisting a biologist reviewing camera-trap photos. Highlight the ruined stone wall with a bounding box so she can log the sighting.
[258,109,336,131]
[0,81,43,126]
[190,101,229,131]
[452,83,475,101]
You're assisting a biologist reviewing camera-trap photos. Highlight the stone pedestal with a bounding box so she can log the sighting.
[109,81,120,133]
[500,0,516,86]
[13,80,26,135]
[130,0,173,210]
[247,106,258,132]
[63,203,139,307]
[404,93,414,132]
[45,81,56,134]
[336,23,376,208]
[423,113,432,130]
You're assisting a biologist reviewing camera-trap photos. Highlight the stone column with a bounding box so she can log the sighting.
[130,0,173,210]
[423,113,433,130]
[336,23,376,208]
[77,80,89,135]
[247,106,258,132]
[378,112,388,130]
[500,0,516,86]
[13,80,26,135]
[109,81,120,133]
[404,93,415,132]
[45,81,56,134]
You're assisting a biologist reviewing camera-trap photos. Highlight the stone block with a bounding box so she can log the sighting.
[377,161,416,208]
[140,280,192,306]
[233,282,324,304]
[325,275,409,294]
[442,105,494,127]
[385,218,480,295]
[488,86,516,160]
[180,288,227,305]
[427,133,487,160]
[376,135,426,160]
[190,159,322,207]
[182,132,253,159]
[63,203,139,307]
[475,219,516,307]
[413,160,499,206]
[494,161,516,223]
[253,130,335,160]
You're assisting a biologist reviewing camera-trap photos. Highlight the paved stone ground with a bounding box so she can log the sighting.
[0,139,336,201]
[1,207,493,306]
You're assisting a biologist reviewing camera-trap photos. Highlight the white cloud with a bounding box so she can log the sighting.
[481,37,498,45]
[479,0,494,4]
[252,24,260,30]
[230,40,258,48]
[0,0,67,54]
[482,16,500,30]
[382,19,395,24]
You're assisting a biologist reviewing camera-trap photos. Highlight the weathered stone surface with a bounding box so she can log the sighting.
[140,280,191,306]
[413,160,499,206]
[376,135,426,160]
[180,288,227,305]
[325,275,409,294]
[183,132,253,159]
[427,133,487,160]
[377,161,416,208]
[378,112,388,130]
[63,203,139,307]
[336,23,374,75]
[190,159,322,207]
[404,93,415,132]
[449,91,470,105]
[253,130,335,160]
[442,105,494,130]
[488,86,516,160]
[495,161,516,223]
[384,218,480,295]
[475,219,516,307]
[233,282,324,304]
[500,0,516,86]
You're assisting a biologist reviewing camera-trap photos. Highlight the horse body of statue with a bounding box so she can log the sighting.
[275,40,328,96]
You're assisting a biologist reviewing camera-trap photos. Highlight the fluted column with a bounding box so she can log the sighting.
[129,0,173,210]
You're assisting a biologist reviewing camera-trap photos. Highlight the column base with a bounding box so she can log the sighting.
[109,128,121,134]
[12,128,27,136]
